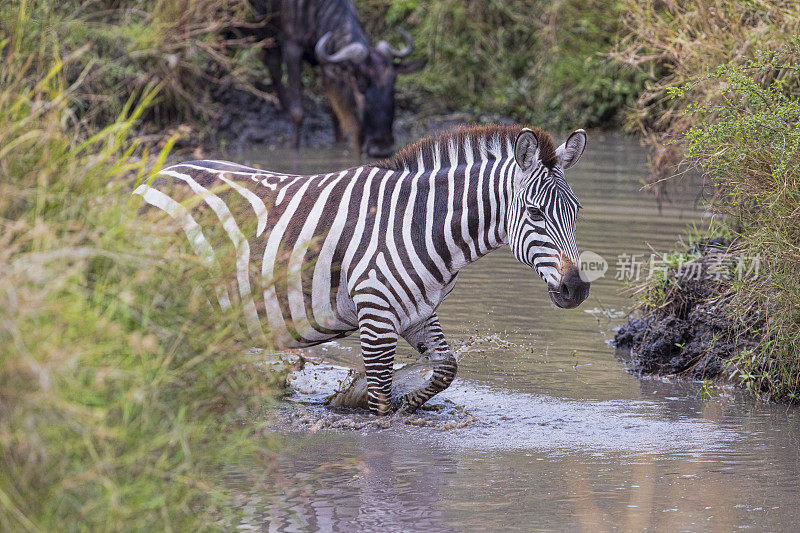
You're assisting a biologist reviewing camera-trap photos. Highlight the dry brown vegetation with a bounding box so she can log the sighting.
[612,0,800,400]
[613,0,800,192]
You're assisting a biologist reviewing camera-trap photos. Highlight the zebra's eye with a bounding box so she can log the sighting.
[527,206,544,221]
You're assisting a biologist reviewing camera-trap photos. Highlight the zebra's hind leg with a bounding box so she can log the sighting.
[396,314,458,414]
[394,353,457,414]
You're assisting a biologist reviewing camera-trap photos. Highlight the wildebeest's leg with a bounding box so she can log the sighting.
[321,73,357,146]
[263,45,289,110]
[330,108,343,142]
[322,77,344,142]
[398,313,458,413]
[282,41,305,149]
[356,303,397,416]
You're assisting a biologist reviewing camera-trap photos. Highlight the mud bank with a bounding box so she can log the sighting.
[206,82,517,155]
[211,82,338,150]
[614,241,762,381]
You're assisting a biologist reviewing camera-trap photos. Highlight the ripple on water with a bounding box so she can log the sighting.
[280,361,739,458]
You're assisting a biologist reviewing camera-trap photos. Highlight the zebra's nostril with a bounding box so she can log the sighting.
[560,282,571,300]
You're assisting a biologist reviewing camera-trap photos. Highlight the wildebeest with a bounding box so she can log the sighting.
[253,0,426,157]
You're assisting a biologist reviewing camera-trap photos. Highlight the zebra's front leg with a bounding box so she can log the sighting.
[397,313,458,413]
[358,313,399,416]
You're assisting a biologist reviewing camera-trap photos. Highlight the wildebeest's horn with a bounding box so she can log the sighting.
[377,28,414,58]
[315,32,368,64]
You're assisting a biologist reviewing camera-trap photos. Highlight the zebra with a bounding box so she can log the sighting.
[133,125,590,415]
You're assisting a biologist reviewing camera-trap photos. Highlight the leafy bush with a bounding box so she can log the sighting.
[677,44,800,400]
[0,15,279,530]
[357,0,647,129]
[613,0,800,189]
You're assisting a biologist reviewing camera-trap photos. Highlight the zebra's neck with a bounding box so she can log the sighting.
[383,135,516,279]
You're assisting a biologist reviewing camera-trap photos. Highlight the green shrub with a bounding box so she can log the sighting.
[357,0,646,129]
[677,44,800,400]
[0,17,279,530]
[613,0,800,188]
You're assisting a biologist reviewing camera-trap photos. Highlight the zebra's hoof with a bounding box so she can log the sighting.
[392,393,422,415]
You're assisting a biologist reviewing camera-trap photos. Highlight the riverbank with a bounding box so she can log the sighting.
[613,240,764,385]
[610,2,800,402]
[0,33,285,530]
[207,82,521,156]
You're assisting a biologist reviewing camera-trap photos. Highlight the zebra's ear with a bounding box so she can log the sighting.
[514,128,539,171]
[556,129,587,169]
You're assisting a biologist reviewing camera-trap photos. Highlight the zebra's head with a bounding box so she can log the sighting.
[509,128,590,309]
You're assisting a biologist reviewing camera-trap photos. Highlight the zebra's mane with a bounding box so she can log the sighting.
[377,124,558,172]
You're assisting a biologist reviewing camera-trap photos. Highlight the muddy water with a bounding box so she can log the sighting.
[226,135,799,531]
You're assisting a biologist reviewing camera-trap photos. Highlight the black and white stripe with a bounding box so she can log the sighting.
[134,125,589,415]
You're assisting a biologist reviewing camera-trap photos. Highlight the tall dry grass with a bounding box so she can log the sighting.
[613,0,800,190]
[0,9,280,529]
[0,0,267,139]
[615,0,800,401]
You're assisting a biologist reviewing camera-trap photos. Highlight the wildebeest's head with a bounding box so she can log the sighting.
[316,29,426,158]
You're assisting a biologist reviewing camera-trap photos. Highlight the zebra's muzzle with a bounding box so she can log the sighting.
[549,267,590,309]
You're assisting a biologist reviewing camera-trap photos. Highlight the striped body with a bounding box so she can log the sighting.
[134,125,589,414]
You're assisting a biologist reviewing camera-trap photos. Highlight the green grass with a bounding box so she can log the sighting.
[0,15,281,530]
[613,0,800,189]
[357,0,646,130]
[0,0,260,136]
[628,41,800,402]
[699,379,715,400]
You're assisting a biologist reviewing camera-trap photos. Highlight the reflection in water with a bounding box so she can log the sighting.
[232,427,459,531]
[224,135,800,531]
